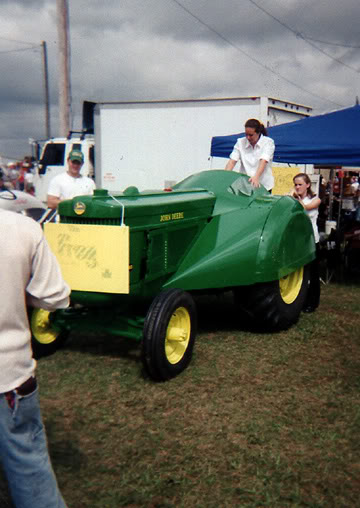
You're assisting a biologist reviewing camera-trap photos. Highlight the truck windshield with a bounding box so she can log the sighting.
[40,143,65,168]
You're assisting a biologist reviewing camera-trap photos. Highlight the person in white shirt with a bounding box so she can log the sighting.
[47,149,96,209]
[0,209,70,508]
[224,118,275,191]
[291,173,322,313]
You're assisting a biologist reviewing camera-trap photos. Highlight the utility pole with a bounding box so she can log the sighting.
[56,0,71,136]
[41,41,50,139]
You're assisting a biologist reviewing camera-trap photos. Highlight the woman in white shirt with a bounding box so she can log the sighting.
[225,118,275,191]
[292,173,321,313]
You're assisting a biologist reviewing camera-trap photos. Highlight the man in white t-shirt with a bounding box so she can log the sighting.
[47,149,96,209]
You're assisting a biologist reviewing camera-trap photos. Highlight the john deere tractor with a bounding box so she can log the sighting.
[30,170,316,380]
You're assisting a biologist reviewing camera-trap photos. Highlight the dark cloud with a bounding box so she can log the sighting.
[1,0,360,161]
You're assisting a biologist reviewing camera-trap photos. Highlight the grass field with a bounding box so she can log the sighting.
[1,281,360,507]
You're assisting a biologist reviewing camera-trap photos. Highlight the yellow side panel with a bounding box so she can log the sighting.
[272,166,300,195]
[44,223,129,294]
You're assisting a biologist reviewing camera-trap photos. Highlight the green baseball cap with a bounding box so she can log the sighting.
[69,149,84,163]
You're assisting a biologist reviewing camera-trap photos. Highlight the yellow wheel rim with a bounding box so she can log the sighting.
[31,309,59,345]
[165,307,191,364]
[279,267,304,304]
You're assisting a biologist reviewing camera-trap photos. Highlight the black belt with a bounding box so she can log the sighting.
[6,376,37,397]
[4,377,37,409]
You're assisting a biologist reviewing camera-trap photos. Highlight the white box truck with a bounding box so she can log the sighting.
[93,97,311,192]
[32,96,311,200]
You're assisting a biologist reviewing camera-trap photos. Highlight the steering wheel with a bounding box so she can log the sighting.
[0,190,17,200]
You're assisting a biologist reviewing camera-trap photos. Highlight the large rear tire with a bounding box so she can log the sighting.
[30,308,69,359]
[234,265,310,331]
[142,289,197,381]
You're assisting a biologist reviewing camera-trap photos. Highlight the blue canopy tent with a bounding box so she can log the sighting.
[211,105,360,166]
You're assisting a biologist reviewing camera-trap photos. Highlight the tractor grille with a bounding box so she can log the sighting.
[60,216,122,226]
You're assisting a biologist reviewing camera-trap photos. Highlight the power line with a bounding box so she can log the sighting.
[246,0,359,73]
[0,35,37,46]
[304,35,360,49]
[0,35,40,55]
[0,46,39,55]
[297,35,360,73]
[169,0,344,108]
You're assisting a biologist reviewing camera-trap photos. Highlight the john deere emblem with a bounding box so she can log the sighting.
[74,201,86,215]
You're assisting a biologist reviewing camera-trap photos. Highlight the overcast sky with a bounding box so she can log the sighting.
[1,0,359,162]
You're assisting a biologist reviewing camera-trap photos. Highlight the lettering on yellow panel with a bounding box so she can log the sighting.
[44,223,130,294]
[272,167,301,196]
[57,233,97,269]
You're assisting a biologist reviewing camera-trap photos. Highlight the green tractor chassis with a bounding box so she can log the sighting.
[30,170,316,380]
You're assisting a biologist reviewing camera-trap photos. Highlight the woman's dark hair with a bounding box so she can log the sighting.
[293,173,316,198]
[245,118,267,136]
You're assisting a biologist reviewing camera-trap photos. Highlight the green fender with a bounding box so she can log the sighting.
[163,205,269,290]
[163,195,316,291]
[255,195,316,282]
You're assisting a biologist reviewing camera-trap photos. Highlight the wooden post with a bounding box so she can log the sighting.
[41,41,51,139]
[56,0,71,137]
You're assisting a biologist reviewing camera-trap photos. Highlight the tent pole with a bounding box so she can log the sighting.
[337,174,344,228]
[328,169,334,220]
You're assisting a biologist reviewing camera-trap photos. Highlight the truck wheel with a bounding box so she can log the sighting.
[235,265,310,331]
[142,289,197,381]
[30,308,69,359]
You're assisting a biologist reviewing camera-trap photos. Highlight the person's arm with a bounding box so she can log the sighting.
[301,197,321,211]
[47,194,61,209]
[249,137,275,187]
[225,140,240,171]
[225,159,237,171]
[26,230,70,311]
[249,159,267,187]
[293,194,321,211]
[47,175,63,209]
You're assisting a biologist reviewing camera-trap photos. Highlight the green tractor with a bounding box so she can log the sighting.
[30,170,316,380]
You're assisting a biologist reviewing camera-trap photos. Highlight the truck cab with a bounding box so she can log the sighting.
[31,133,95,203]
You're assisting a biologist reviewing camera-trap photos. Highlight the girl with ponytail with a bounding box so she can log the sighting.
[291,173,321,312]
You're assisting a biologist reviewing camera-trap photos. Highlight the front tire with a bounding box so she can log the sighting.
[235,265,310,331]
[142,289,197,381]
[30,308,69,359]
